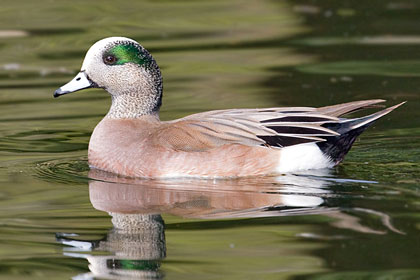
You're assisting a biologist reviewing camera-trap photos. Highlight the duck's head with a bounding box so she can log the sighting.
[54,37,163,118]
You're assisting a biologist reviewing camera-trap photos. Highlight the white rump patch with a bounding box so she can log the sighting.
[277,143,333,173]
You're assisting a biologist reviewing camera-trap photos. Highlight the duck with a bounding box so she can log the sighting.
[54,37,404,178]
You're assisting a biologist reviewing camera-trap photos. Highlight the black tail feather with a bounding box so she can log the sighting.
[316,124,370,165]
[316,102,405,164]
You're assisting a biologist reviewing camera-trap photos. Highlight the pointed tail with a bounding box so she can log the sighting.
[317,102,405,165]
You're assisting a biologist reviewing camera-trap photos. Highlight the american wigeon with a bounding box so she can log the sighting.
[54,37,404,178]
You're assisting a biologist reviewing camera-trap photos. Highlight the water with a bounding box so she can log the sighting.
[0,0,419,279]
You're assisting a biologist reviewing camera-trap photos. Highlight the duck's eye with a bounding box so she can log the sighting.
[103,55,117,65]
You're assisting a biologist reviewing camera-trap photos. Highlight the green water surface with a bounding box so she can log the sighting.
[0,0,419,279]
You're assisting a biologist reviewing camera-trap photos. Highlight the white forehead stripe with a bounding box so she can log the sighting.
[81,37,138,70]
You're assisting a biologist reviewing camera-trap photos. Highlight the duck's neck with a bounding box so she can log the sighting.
[105,61,163,119]
[106,91,162,119]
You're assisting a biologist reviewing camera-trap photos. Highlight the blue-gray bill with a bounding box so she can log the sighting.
[53,71,96,98]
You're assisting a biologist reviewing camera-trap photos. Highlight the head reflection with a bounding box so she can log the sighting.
[57,212,165,279]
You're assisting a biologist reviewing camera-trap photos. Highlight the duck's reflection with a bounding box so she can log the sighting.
[57,169,399,279]
[88,168,333,219]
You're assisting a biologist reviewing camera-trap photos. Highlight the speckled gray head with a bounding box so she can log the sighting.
[54,37,163,118]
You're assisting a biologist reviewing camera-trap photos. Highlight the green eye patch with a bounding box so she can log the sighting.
[105,43,150,66]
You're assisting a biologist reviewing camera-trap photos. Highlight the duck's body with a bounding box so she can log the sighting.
[54,37,403,178]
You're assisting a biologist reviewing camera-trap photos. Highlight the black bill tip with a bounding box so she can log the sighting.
[53,88,69,98]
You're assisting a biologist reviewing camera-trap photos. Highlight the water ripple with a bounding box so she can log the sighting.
[0,129,89,153]
[33,158,89,185]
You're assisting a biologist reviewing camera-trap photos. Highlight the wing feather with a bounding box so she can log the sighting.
[158,100,387,151]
